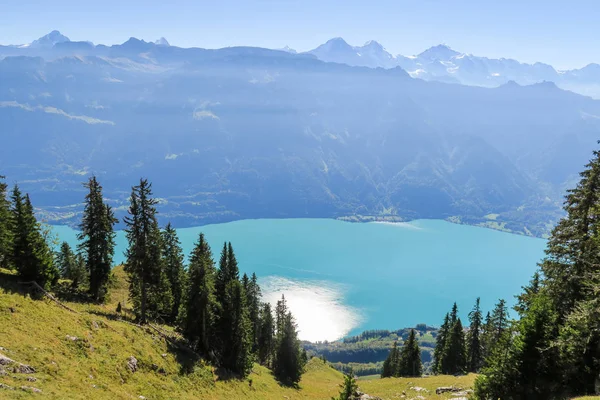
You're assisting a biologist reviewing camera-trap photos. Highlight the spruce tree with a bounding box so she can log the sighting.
[124,178,172,323]
[180,233,217,355]
[398,329,422,377]
[332,370,358,400]
[257,302,275,366]
[381,341,400,378]
[433,313,450,374]
[220,279,253,376]
[442,318,467,375]
[55,241,87,289]
[475,147,600,398]
[244,272,262,351]
[466,297,483,372]
[0,176,12,270]
[78,176,117,302]
[10,187,57,288]
[273,304,305,385]
[161,223,186,323]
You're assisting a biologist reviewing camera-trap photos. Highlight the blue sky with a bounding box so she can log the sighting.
[1,0,598,70]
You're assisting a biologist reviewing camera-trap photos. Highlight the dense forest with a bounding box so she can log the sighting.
[0,175,306,385]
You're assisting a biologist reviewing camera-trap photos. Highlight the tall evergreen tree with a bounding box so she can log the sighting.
[220,278,253,375]
[78,177,117,302]
[257,302,275,366]
[56,241,76,278]
[466,297,483,372]
[180,233,217,355]
[161,223,186,322]
[124,178,172,323]
[475,148,600,398]
[10,187,57,288]
[0,176,12,270]
[244,272,262,351]
[442,318,467,375]
[433,313,450,374]
[381,341,400,378]
[55,241,86,288]
[398,329,422,377]
[273,302,305,385]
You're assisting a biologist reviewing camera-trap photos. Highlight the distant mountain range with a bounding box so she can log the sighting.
[1,31,599,236]
[302,38,600,98]
[4,32,600,98]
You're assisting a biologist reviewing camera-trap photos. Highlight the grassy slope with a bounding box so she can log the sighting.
[0,267,345,399]
[1,266,583,400]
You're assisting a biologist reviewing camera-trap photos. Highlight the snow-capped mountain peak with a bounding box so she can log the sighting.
[418,44,461,61]
[29,30,70,48]
[154,37,170,46]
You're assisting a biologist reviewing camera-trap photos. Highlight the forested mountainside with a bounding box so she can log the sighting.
[2,36,600,235]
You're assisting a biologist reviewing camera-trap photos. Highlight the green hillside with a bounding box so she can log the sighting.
[0,267,478,399]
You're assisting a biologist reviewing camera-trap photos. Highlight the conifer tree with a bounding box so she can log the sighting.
[466,297,483,372]
[475,148,600,398]
[273,301,305,385]
[56,241,76,278]
[78,176,117,302]
[124,178,172,323]
[55,241,87,288]
[71,252,88,289]
[381,341,400,378]
[180,233,217,355]
[220,278,253,375]
[0,176,12,270]
[10,187,57,288]
[161,223,186,322]
[442,318,467,375]
[257,302,275,366]
[332,370,358,400]
[244,272,262,351]
[433,313,450,374]
[398,329,422,377]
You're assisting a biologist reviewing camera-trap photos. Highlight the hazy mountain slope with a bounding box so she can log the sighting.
[1,35,600,234]
[306,39,600,98]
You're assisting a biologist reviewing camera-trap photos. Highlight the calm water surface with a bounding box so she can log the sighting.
[52,219,546,341]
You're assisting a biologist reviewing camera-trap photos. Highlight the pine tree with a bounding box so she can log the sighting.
[466,297,483,372]
[78,176,117,302]
[124,179,172,323]
[398,329,422,377]
[442,318,467,375]
[257,302,275,366]
[475,147,600,398]
[0,176,12,270]
[10,187,57,288]
[332,370,358,400]
[541,148,600,318]
[273,303,305,385]
[275,294,288,335]
[180,233,217,355]
[433,313,450,374]
[70,252,88,289]
[244,272,262,352]
[220,279,253,376]
[381,341,400,378]
[56,241,87,288]
[56,241,76,279]
[213,242,252,374]
[161,223,186,323]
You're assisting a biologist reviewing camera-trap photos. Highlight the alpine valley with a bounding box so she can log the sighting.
[2,31,600,236]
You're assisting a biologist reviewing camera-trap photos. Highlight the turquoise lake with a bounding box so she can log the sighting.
[51,219,547,342]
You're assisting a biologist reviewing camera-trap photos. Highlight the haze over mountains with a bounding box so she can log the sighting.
[1,31,600,235]
[303,37,600,98]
